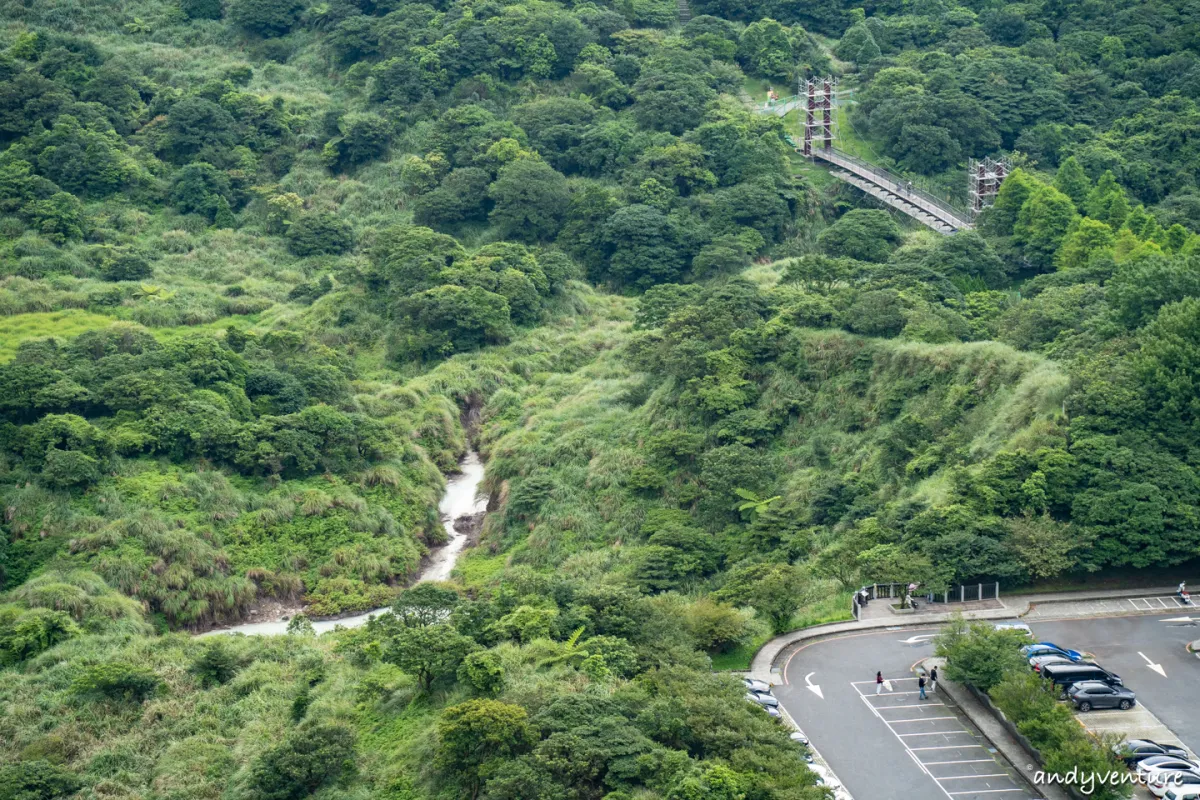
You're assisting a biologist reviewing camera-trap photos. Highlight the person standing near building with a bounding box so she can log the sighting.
[929,666,938,695]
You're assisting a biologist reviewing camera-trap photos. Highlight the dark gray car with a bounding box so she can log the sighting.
[1068,681,1136,711]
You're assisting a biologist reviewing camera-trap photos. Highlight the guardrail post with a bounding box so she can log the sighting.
[977,583,982,602]
[960,585,965,603]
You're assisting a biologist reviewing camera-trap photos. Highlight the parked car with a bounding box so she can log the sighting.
[1115,740,1190,767]
[789,732,809,746]
[1067,681,1136,711]
[745,691,779,708]
[1164,785,1200,800]
[1137,757,1200,783]
[994,621,1034,637]
[1041,662,1122,698]
[744,678,772,694]
[1150,770,1200,798]
[1029,654,1077,672]
[1021,642,1085,661]
[765,705,782,719]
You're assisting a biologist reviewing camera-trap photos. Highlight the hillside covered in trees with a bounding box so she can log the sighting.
[3,0,1200,794]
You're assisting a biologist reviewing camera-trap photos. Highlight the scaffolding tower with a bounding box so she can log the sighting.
[968,156,1010,218]
[802,77,836,157]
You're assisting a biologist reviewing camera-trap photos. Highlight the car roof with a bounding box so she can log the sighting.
[1044,662,1104,673]
[1141,755,1195,766]
[1071,681,1117,689]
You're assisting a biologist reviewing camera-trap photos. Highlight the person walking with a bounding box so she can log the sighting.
[929,666,938,695]
[918,674,927,700]
[875,671,884,695]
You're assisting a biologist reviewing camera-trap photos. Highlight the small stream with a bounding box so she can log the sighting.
[201,451,487,637]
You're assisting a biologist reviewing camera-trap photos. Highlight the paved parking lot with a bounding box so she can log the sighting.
[773,608,1200,800]
[1027,615,1200,752]
[853,676,1033,799]
[776,629,1040,800]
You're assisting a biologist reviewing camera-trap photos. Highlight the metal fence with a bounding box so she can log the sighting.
[852,582,1000,615]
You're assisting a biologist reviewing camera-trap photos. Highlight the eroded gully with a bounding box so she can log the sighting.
[200,450,487,637]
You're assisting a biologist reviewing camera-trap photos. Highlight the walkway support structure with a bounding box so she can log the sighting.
[969,156,1010,219]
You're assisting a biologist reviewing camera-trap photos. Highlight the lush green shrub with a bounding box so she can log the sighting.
[190,641,241,687]
[41,447,101,488]
[458,650,506,694]
[817,210,903,262]
[71,662,160,703]
[102,252,154,282]
[0,760,82,800]
[245,724,357,800]
[170,162,231,220]
[181,0,224,19]
[286,212,353,256]
[384,623,478,690]
[0,606,79,666]
[229,0,304,36]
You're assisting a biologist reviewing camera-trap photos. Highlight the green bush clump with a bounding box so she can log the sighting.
[285,212,354,257]
[229,0,304,36]
[71,662,161,703]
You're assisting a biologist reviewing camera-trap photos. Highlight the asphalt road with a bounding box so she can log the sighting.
[775,610,1200,799]
[1027,614,1200,751]
[777,628,1036,800]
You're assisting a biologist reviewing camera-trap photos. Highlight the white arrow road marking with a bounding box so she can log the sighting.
[1139,651,1167,677]
[804,672,824,699]
[899,634,937,644]
[1161,616,1198,623]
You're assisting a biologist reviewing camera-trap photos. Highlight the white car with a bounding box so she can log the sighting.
[1137,757,1200,783]
[1164,786,1200,800]
[1150,770,1200,798]
[744,678,773,693]
[994,621,1034,637]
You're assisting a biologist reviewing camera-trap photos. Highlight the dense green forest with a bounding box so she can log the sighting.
[3,0,1200,793]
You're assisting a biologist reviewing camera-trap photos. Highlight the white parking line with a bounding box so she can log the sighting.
[888,717,957,723]
[923,760,998,765]
[911,745,989,751]
[948,790,1027,795]
[899,731,975,737]
[940,774,1010,780]
[884,703,947,708]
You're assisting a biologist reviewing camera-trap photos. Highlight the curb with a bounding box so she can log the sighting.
[750,607,1016,682]
[775,703,853,800]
